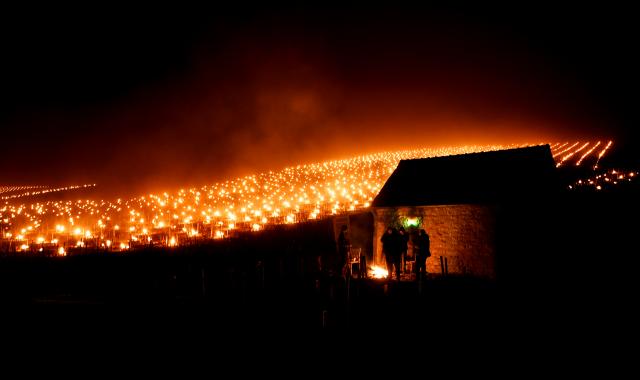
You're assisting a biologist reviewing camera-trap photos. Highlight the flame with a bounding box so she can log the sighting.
[0,184,96,201]
[576,141,601,166]
[369,265,388,279]
[0,141,625,251]
[593,140,613,169]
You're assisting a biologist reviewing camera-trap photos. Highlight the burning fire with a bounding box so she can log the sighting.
[369,265,389,279]
[0,141,625,251]
[0,184,95,201]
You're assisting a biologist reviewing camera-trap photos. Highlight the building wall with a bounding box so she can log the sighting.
[373,204,496,279]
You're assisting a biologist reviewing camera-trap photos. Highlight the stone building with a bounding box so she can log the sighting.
[370,145,558,279]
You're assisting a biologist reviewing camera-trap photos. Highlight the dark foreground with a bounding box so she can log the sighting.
[1,245,497,329]
[1,186,639,350]
[0,247,629,342]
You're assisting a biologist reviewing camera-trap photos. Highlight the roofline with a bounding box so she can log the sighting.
[396,144,552,164]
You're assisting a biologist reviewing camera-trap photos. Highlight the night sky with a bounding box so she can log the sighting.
[1,4,637,195]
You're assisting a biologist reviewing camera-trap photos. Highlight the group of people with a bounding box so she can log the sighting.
[336,224,431,282]
[381,226,430,281]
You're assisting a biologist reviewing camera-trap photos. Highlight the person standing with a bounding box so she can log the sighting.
[414,229,431,281]
[337,225,350,278]
[381,227,399,281]
[398,227,409,274]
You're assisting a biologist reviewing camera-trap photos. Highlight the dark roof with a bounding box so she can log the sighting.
[371,145,559,207]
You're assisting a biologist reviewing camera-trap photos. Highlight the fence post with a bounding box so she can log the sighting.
[361,254,367,279]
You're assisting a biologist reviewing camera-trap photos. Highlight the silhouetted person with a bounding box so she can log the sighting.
[381,227,401,281]
[337,225,350,278]
[414,229,431,280]
[398,226,409,273]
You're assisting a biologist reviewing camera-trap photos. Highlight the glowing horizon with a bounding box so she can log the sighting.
[0,141,623,247]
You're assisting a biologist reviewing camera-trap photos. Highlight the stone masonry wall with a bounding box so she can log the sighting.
[373,204,496,279]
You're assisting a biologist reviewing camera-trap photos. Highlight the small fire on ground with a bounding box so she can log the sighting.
[369,265,388,279]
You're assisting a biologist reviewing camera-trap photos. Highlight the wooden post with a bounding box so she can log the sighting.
[361,254,367,279]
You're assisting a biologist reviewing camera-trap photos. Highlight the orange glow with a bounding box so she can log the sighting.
[0,141,623,250]
[552,142,580,158]
[369,265,388,279]
[593,140,613,169]
[0,184,96,201]
[576,141,600,166]
[556,142,589,167]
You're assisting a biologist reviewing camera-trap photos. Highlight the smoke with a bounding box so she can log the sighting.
[0,6,620,196]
